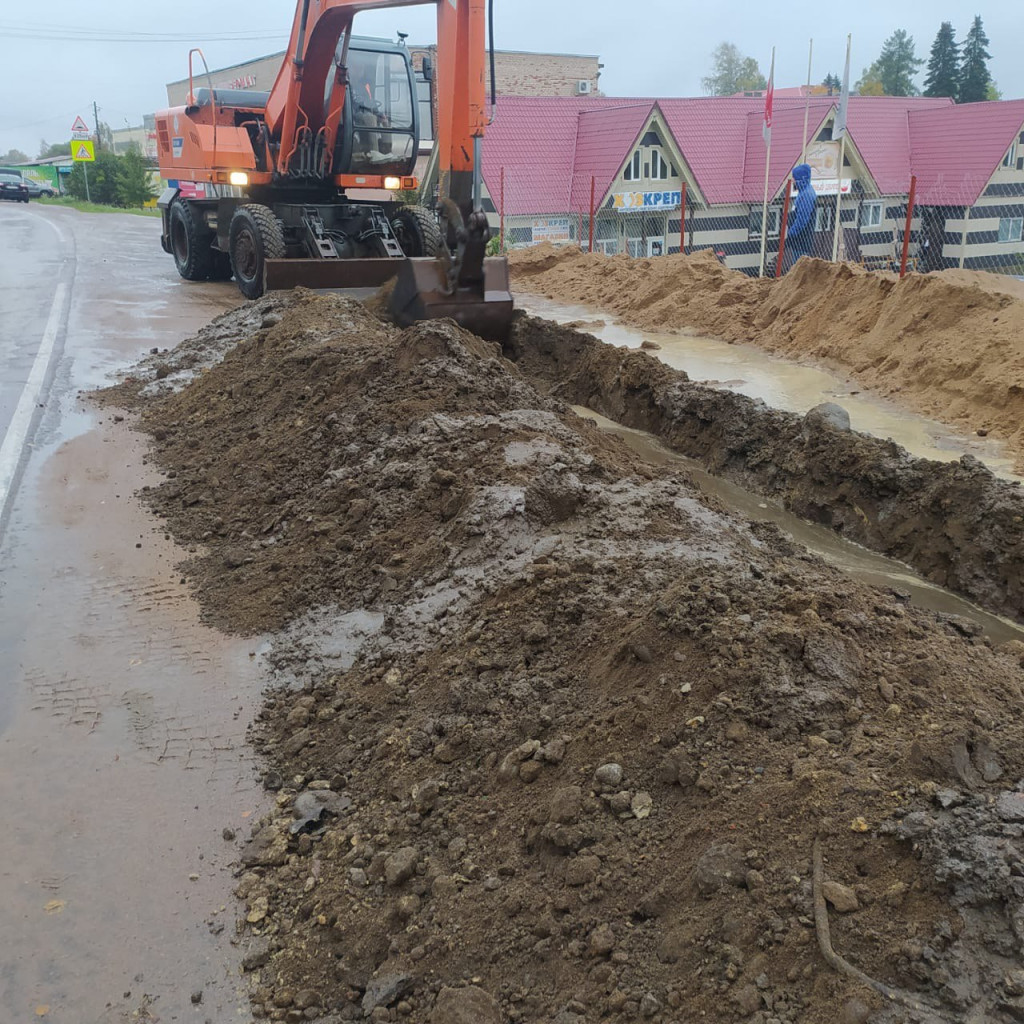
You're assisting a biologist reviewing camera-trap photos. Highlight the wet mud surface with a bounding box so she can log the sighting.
[507,315,1024,626]
[0,425,263,1023]
[100,290,1024,1024]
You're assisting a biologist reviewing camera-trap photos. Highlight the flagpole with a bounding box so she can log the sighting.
[800,39,813,164]
[758,47,776,278]
[831,34,852,262]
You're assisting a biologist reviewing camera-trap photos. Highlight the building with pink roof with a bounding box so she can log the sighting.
[468,92,1024,275]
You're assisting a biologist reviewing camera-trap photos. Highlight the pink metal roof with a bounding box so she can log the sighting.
[909,99,1024,204]
[481,96,635,215]
[569,103,655,212]
[480,93,1024,216]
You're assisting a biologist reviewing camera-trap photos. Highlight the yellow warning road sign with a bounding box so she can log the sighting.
[71,140,95,162]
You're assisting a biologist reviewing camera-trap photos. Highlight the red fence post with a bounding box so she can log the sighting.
[499,167,505,252]
[900,174,918,279]
[588,176,596,253]
[775,178,793,278]
[680,181,687,254]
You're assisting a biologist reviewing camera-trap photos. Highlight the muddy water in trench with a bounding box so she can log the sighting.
[521,294,1022,482]
[576,406,1024,647]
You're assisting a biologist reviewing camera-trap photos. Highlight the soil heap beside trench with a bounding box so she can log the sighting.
[104,290,1024,1024]
[509,244,1024,470]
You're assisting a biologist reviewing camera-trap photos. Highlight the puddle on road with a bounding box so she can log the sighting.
[575,406,1024,647]
[522,294,1022,481]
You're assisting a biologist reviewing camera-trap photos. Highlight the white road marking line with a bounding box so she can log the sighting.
[0,281,68,522]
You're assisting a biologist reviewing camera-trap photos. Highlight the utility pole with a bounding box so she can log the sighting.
[93,101,101,151]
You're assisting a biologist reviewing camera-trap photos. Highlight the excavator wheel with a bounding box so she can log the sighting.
[169,198,214,281]
[390,205,444,258]
[229,204,286,299]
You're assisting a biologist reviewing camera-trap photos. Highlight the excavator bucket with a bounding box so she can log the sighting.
[388,256,514,341]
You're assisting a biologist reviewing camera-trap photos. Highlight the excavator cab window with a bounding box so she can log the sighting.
[346,47,416,175]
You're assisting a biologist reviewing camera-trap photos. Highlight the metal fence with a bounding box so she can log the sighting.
[488,165,1024,281]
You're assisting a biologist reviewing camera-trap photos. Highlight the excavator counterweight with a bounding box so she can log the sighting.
[154,0,512,340]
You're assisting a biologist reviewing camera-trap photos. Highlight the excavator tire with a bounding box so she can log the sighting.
[390,204,444,258]
[169,198,214,281]
[229,204,286,299]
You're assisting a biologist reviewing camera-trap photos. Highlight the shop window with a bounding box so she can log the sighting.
[814,205,834,233]
[749,207,780,239]
[998,216,1023,242]
[508,226,533,245]
[861,201,883,228]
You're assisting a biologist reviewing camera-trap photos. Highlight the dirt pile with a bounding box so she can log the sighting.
[510,245,1024,468]
[102,291,1024,1024]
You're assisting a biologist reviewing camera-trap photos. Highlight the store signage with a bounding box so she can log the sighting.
[531,217,571,243]
[612,190,682,211]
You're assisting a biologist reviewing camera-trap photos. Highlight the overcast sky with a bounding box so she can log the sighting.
[1,1,1020,158]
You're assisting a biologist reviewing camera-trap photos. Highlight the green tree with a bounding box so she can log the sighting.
[856,64,886,96]
[701,42,767,96]
[923,22,960,99]
[66,150,121,204]
[822,73,841,95]
[115,148,156,207]
[0,147,29,164]
[987,81,1003,101]
[873,29,924,96]
[959,15,992,103]
[38,140,71,160]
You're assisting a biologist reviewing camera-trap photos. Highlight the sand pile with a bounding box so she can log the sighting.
[105,291,1024,1024]
[510,245,1024,468]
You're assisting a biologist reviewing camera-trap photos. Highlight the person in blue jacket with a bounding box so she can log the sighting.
[782,163,816,273]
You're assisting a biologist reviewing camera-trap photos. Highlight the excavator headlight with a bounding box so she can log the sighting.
[229,171,249,186]
[384,176,402,190]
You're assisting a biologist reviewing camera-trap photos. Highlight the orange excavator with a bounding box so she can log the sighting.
[154,0,512,338]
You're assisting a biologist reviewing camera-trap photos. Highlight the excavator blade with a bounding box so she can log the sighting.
[388,257,514,341]
[263,258,405,292]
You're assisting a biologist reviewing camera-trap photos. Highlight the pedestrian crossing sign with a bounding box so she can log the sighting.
[71,140,95,162]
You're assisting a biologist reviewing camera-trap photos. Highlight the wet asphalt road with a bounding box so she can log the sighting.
[0,203,263,1023]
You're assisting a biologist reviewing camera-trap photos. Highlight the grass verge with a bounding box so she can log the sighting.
[34,196,160,217]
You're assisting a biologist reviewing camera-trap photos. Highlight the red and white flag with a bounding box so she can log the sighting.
[762,49,775,148]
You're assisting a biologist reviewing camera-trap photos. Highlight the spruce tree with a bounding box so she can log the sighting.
[923,22,960,99]
[874,30,924,96]
[959,16,992,103]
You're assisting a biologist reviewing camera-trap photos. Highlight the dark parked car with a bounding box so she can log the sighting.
[0,173,30,202]
[22,178,57,198]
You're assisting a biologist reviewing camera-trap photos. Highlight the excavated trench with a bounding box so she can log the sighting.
[506,314,1024,625]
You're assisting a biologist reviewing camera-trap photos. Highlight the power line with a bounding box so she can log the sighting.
[0,22,284,42]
